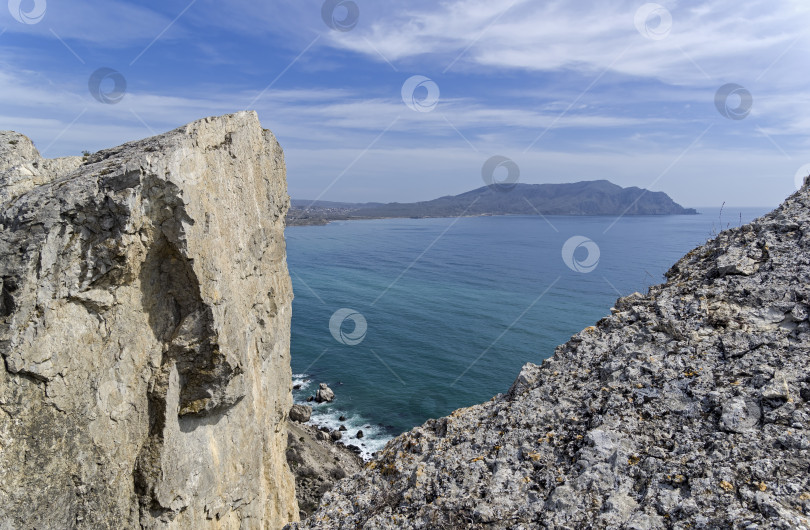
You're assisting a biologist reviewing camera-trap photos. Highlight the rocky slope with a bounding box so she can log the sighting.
[286,421,363,519]
[0,112,299,528]
[290,181,810,529]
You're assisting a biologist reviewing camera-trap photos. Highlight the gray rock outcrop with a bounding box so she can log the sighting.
[290,404,313,423]
[315,383,335,403]
[290,181,810,528]
[0,112,298,528]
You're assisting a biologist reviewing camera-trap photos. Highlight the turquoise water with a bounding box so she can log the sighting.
[286,207,771,457]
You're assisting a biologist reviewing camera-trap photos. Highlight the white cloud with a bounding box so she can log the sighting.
[2,0,806,208]
[327,0,810,87]
[2,0,182,46]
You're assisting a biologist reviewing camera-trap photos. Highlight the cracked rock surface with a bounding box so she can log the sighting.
[0,112,298,529]
[290,182,810,529]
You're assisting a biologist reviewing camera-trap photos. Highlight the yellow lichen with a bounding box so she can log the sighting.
[719,480,734,492]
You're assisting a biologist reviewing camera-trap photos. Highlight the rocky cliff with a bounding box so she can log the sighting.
[291,182,810,528]
[0,112,298,528]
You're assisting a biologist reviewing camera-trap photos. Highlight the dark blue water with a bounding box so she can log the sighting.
[286,207,770,457]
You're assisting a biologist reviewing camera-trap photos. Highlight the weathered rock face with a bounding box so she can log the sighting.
[0,112,298,528]
[291,182,810,529]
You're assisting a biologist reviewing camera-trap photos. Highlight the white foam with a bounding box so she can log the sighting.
[291,376,393,460]
[292,374,312,392]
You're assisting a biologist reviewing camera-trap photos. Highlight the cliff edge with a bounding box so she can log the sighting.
[292,181,810,529]
[0,112,298,528]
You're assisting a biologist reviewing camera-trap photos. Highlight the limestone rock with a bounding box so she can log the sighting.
[289,182,810,528]
[720,397,761,433]
[0,130,83,205]
[290,404,312,423]
[315,383,334,403]
[0,112,298,528]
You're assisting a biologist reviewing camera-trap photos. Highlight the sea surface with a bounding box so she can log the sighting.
[286,207,771,458]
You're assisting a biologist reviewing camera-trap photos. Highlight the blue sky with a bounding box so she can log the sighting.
[2,0,809,207]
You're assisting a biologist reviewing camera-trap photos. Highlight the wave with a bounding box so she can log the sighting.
[291,375,393,461]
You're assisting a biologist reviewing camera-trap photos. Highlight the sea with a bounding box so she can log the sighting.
[286,207,771,459]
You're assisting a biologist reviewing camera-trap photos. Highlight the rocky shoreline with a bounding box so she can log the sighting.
[285,383,367,519]
[288,181,810,528]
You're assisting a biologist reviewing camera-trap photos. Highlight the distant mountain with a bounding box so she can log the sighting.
[287,180,697,226]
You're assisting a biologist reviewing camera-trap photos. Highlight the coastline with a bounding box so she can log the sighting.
[291,375,394,461]
[286,210,704,227]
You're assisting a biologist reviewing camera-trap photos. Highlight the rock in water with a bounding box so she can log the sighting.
[289,183,810,528]
[315,383,335,403]
[290,404,312,423]
[0,112,299,528]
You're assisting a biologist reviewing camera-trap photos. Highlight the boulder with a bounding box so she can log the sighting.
[290,404,312,423]
[315,383,335,403]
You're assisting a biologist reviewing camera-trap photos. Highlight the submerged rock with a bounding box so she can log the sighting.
[289,181,810,528]
[0,112,298,528]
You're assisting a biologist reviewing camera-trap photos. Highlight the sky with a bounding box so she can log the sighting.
[2,0,809,207]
